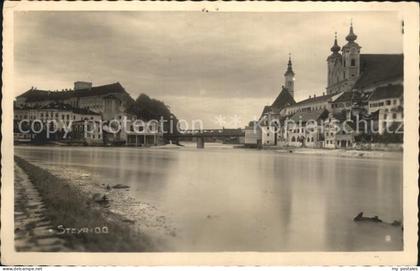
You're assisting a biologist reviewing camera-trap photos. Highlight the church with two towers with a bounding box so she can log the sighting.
[251,22,404,147]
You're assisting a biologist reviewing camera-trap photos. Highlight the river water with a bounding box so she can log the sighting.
[15,144,403,252]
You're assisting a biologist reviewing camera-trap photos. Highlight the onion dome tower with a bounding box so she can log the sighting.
[327,32,343,90]
[342,21,361,81]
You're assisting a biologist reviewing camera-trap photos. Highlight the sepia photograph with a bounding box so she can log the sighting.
[1,1,418,266]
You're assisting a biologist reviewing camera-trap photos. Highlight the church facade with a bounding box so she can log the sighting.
[326,23,403,95]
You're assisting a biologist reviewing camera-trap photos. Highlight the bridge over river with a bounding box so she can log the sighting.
[168,128,245,148]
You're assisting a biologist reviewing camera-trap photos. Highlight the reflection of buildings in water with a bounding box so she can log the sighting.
[269,155,329,250]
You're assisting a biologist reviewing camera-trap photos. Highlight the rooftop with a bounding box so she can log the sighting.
[292,93,336,107]
[17,82,128,102]
[330,111,347,122]
[259,105,272,120]
[15,102,100,115]
[271,87,296,110]
[354,54,403,89]
[369,84,403,101]
[333,91,353,103]
[288,109,329,123]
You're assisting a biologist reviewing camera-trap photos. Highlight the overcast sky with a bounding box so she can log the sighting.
[14,11,402,128]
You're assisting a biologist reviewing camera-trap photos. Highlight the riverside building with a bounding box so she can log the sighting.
[251,22,404,148]
[14,81,163,146]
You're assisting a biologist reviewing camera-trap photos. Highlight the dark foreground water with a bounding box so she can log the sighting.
[15,144,403,252]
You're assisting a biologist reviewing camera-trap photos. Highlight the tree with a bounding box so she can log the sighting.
[128,94,180,143]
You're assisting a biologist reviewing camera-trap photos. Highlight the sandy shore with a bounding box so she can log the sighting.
[262,147,403,160]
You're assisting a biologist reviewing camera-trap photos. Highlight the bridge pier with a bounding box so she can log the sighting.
[197,137,205,148]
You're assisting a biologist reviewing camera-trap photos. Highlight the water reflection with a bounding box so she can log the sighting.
[15,145,403,251]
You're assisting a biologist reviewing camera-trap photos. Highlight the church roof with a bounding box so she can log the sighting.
[17,82,128,102]
[330,33,341,53]
[369,84,403,101]
[284,55,295,76]
[271,87,296,109]
[259,105,272,119]
[353,54,403,89]
[346,24,357,42]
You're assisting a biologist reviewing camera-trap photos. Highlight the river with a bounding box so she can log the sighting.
[14,144,403,252]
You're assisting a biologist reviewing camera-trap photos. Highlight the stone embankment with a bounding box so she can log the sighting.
[14,165,69,252]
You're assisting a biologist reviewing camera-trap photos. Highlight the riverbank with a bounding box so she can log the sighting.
[14,156,155,252]
[234,144,402,159]
[271,148,403,159]
[14,164,69,251]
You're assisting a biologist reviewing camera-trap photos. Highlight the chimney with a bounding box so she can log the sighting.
[322,92,325,96]
[74,81,92,90]
[314,94,316,98]
[309,95,311,98]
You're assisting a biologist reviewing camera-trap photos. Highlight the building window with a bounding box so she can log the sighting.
[384,114,387,119]
[351,59,355,66]
[393,113,397,119]
[393,99,397,105]
[386,100,391,105]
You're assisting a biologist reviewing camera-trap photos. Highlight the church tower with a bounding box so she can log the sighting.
[327,32,343,91]
[284,54,295,98]
[341,22,361,84]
